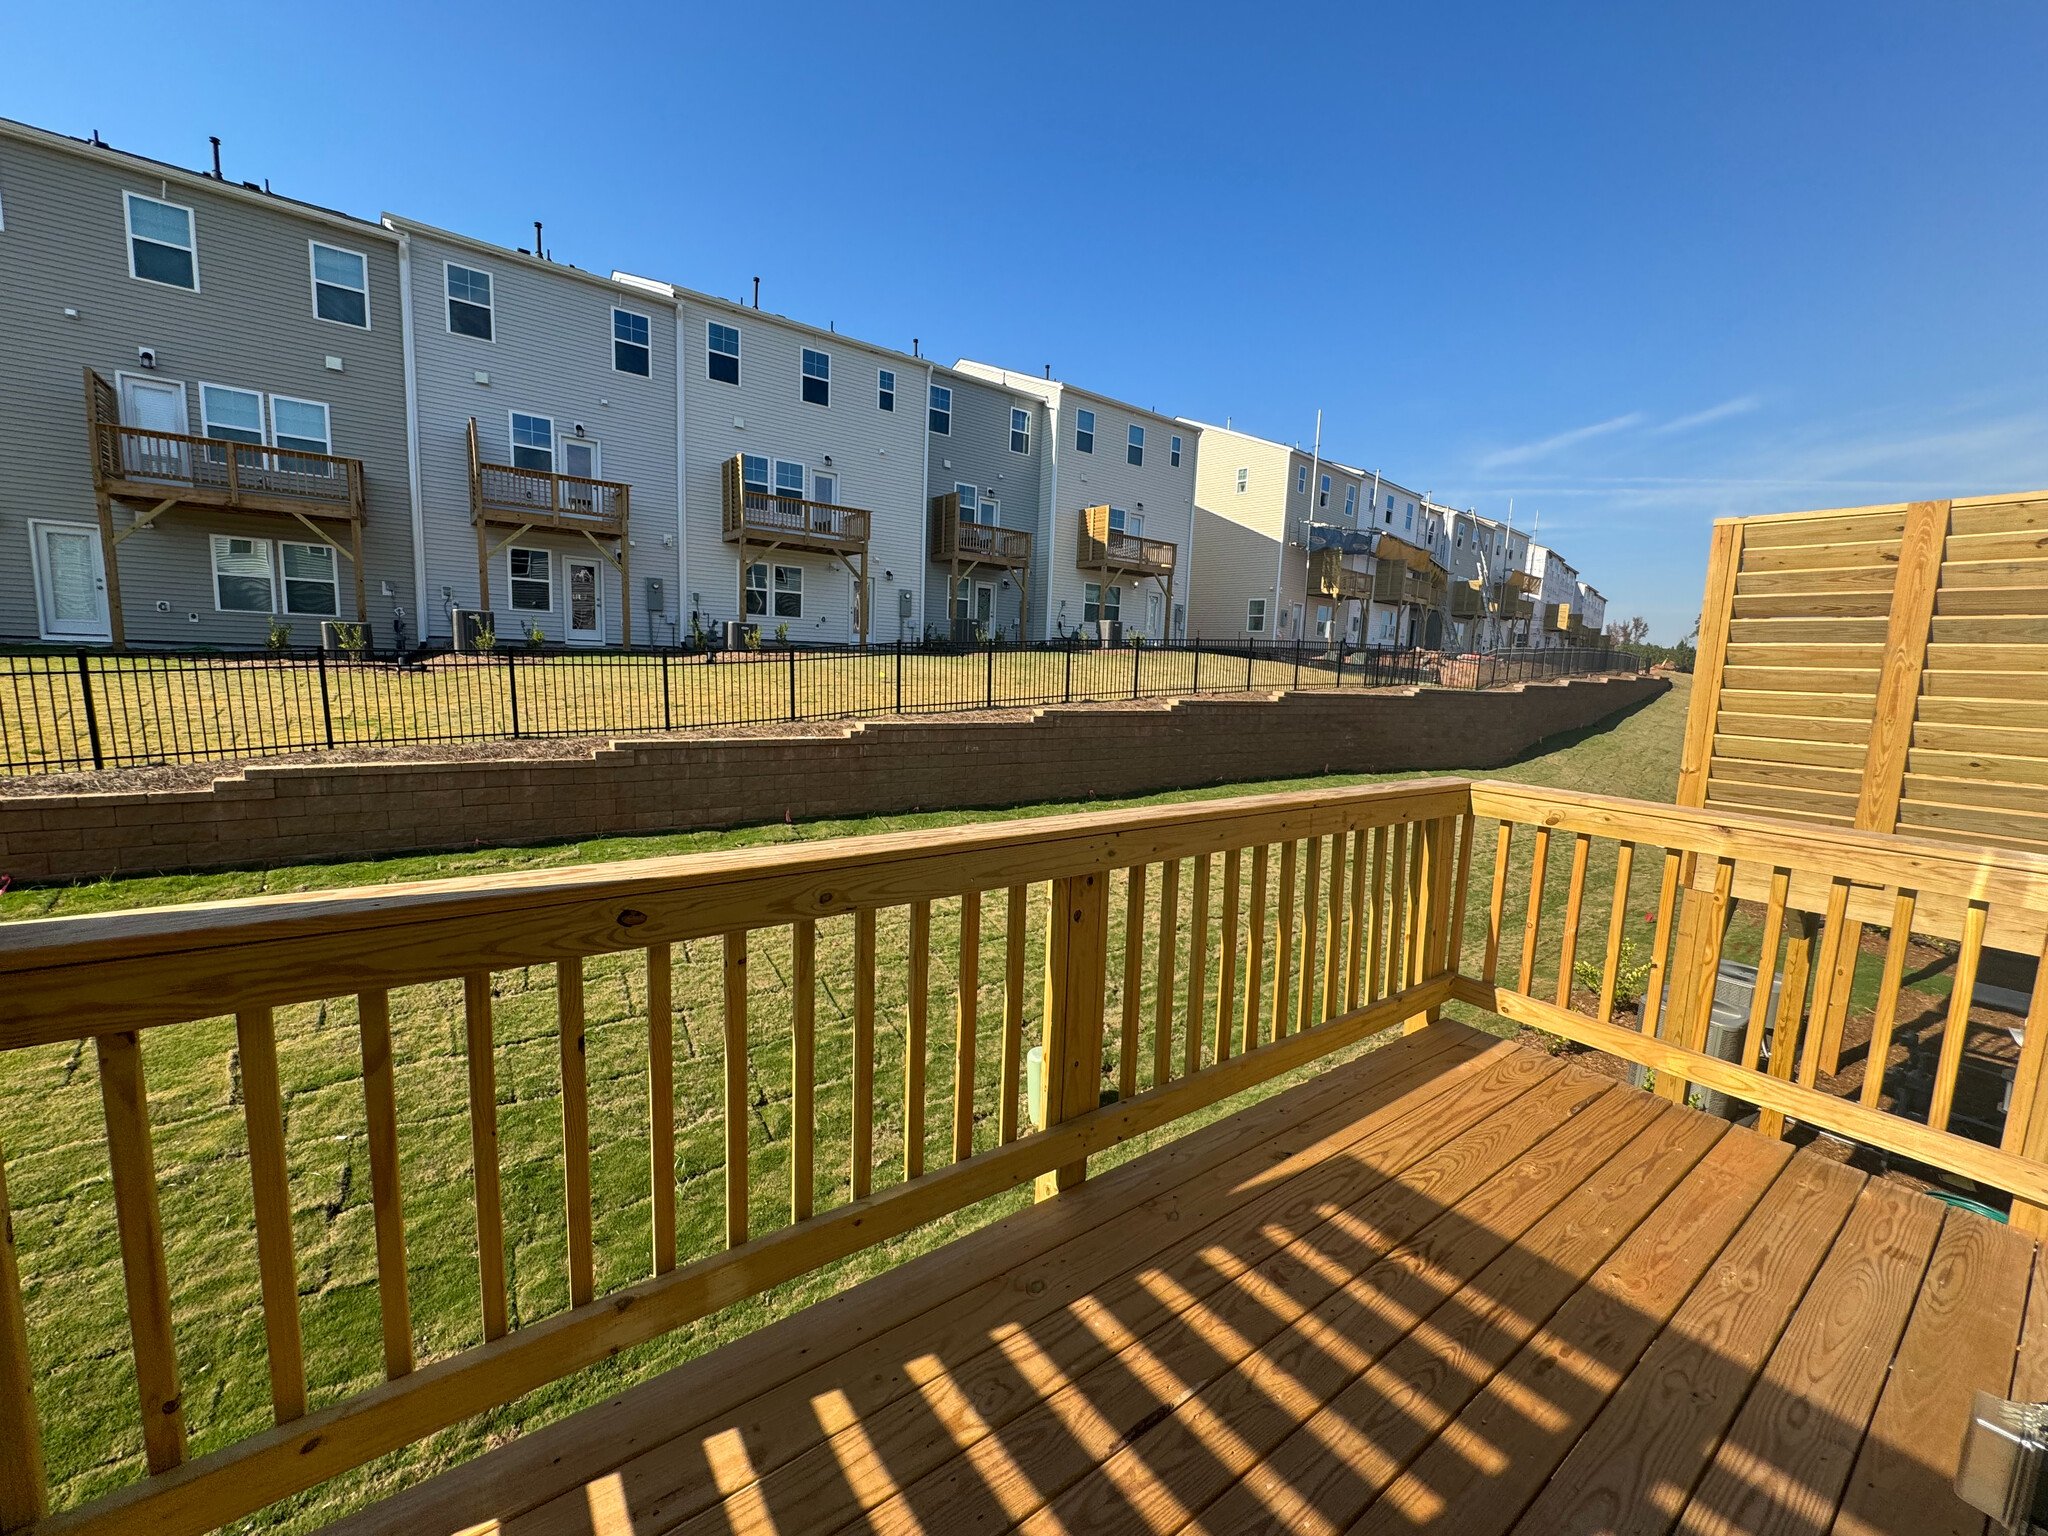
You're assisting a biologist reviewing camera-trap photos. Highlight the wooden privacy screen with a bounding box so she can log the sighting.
[1679,490,2048,857]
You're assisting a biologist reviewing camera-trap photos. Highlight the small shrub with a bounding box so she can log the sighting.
[1574,937,1653,1006]
[775,622,790,646]
[524,622,546,651]
[264,617,293,651]
[332,621,368,657]
[472,622,498,653]
[742,627,761,652]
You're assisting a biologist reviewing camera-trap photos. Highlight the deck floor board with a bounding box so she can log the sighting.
[317,1025,2032,1536]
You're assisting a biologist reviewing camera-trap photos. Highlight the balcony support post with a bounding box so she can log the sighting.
[95,489,127,651]
[475,517,492,614]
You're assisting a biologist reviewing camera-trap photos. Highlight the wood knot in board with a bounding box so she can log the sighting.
[617,909,649,927]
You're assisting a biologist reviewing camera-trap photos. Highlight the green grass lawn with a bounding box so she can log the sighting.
[0,677,1684,1532]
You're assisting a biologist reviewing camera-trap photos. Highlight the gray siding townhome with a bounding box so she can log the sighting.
[924,365,1047,642]
[615,274,930,646]
[0,118,416,649]
[955,363,1194,644]
[386,216,681,648]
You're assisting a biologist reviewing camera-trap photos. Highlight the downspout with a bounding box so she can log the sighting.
[1303,409,1321,643]
[392,226,430,644]
[921,360,935,645]
[1367,468,1381,642]
[673,293,687,646]
[1042,383,1060,642]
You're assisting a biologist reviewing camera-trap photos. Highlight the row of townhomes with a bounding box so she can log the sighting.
[0,117,1603,652]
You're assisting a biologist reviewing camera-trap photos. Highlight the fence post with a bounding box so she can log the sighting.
[895,639,903,713]
[1064,643,1073,704]
[75,651,104,772]
[1293,638,1302,690]
[662,650,672,730]
[1132,639,1141,699]
[1192,641,1200,694]
[316,648,335,750]
[507,651,521,738]
[788,643,798,721]
[986,642,995,709]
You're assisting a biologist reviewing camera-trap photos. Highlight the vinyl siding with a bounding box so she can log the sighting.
[1186,507,1279,640]
[923,368,1045,640]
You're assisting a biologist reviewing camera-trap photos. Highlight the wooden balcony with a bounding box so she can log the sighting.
[1308,546,1370,600]
[719,457,871,559]
[6,780,2047,1536]
[1373,560,1447,608]
[1076,504,1176,581]
[929,497,1032,568]
[1451,578,1489,618]
[467,419,633,643]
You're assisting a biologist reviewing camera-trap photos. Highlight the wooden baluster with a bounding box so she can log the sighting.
[1346,828,1369,1010]
[1186,854,1211,1075]
[0,1130,44,1531]
[1554,833,1592,1010]
[1322,828,1347,1022]
[1272,841,1297,1041]
[1117,870,1144,1099]
[1860,892,1915,1112]
[1739,870,1790,1077]
[1297,835,1323,1031]
[1153,859,1180,1083]
[1387,824,1410,995]
[954,893,982,1163]
[852,908,876,1194]
[1369,826,1390,1002]
[1517,825,1550,997]
[999,887,1027,1145]
[1424,815,1458,997]
[96,1031,186,1471]
[1244,846,1269,1054]
[1035,870,1111,1199]
[1408,822,1431,991]
[1214,849,1242,1065]
[1594,843,1635,1025]
[1818,918,1867,1079]
[1758,913,1818,1139]
[357,989,412,1375]
[1406,818,1448,1030]
[1445,814,1475,988]
[905,900,931,1181]
[723,932,749,1245]
[1928,900,1988,1134]
[236,1008,306,1422]
[1483,821,1512,985]
[647,944,677,1271]
[557,962,594,1308]
[2000,929,2048,1235]
[1662,857,1735,1104]
[1637,851,1683,1042]
[462,975,508,1343]
[789,923,816,1219]
[1797,879,1854,1088]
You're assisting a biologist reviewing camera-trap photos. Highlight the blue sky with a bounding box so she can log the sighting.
[9,1,2045,641]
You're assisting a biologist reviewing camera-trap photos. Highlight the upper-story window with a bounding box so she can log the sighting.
[1319,473,1331,508]
[1127,424,1144,466]
[1297,465,1308,494]
[956,483,978,521]
[1405,503,1414,530]
[801,348,830,406]
[1170,434,1182,468]
[1011,408,1030,454]
[126,193,197,290]
[741,453,768,493]
[1075,409,1095,453]
[510,412,554,471]
[1344,484,1356,518]
[200,384,264,447]
[270,397,331,457]
[929,384,951,435]
[310,242,368,327]
[707,322,740,385]
[775,459,805,502]
[613,309,651,375]
[878,369,895,411]
[1236,467,1249,493]
[446,264,493,340]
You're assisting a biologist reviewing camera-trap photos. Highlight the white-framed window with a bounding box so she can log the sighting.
[774,459,805,502]
[1319,473,1331,507]
[211,535,274,612]
[200,383,265,446]
[1246,597,1267,634]
[1405,503,1414,530]
[744,561,768,615]
[707,321,740,384]
[1108,507,1140,536]
[878,368,895,411]
[613,308,651,375]
[1344,485,1356,518]
[929,383,951,434]
[125,192,197,290]
[1170,434,1182,467]
[1011,407,1030,454]
[281,541,338,616]
[510,547,551,610]
[1236,467,1248,493]
[310,241,368,327]
[445,262,493,340]
[956,482,978,521]
[1126,423,1144,466]
[1316,604,1332,639]
[1075,409,1095,453]
[772,564,802,618]
[1296,465,1308,494]
[801,347,830,406]
[1082,583,1120,624]
[268,396,331,455]
[979,495,998,525]
[510,412,554,472]
[741,453,768,493]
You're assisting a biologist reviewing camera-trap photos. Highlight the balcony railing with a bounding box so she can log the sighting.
[1308,547,1370,600]
[467,421,628,535]
[1077,506,1176,577]
[727,491,871,547]
[932,515,1032,566]
[90,423,365,518]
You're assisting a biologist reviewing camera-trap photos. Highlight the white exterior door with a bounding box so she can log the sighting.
[567,559,602,644]
[1147,592,1162,636]
[118,375,188,478]
[32,521,112,641]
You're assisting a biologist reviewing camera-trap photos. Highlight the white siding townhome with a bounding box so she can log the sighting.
[925,365,1048,642]
[1525,542,1582,649]
[1358,475,1437,647]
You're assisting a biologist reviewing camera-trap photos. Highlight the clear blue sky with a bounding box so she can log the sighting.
[10,2,2045,642]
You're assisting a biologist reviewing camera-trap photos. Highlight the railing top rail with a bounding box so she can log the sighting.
[475,460,630,495]
[94,421,365,476]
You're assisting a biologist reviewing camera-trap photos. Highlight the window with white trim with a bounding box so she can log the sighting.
[744,562,768,615]
[126,193,196,289]
[446,263,493,339]
[269,396,331,455]
[1319,473,1331,507]
[773,564,802,618]
[708,321,740,384]
[774,460,805,502]
[510,547,551,610]
[1170,434,1182,467]
[1246,597,1267,633]
[1344,484,1356,518]
[511,413,554,472]
[741,453,768,493]
[1127,423,1144,465]
[311,242,368,327]
[613,309,651,375]
[928,383,951,434]
[212,535,273,612]
[281,542,338,616]
[200,384,264,445]
[1236,467,1248,493]
[1296,465,1308,494]
[956,483,977,521]
[801,347,830,406]
[1011,407,1030,454]
[1075,409,1095,453]
[1083,583,1120,624]
[878,369,895,411]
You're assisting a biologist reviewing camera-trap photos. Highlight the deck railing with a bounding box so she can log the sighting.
[1077,508,1176,575]
[3,778,2046,1533]
[90,422,365,514]
[471,461,628,529]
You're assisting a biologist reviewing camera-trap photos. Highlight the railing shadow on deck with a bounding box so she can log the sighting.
[0,777,2044,1533]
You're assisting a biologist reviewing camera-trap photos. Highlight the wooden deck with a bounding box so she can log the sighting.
[325,1021,2043,1536]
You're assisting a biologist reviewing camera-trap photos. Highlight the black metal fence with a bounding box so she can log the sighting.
[0,641,1644,776]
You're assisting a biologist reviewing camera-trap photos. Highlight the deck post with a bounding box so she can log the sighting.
[1035,869,1111,1200]
[95,490,127,651]
[0,1132,46,1532]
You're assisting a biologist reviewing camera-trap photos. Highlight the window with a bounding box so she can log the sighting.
[956,483,977,521]
[1246,597,1267,634]
[773,564,802,618]
[1296,465,1308,494]
[281,542,338,616]
[1075,409,1095,453]
[1011,408,1030,455]
[928,383,951,434]
[1083,583,1120,624]
[1319,474,1331,508]
[200,384,264,445]
[269,396,332,475]
[126,193,196,289]
[878,369,895,411]
[510,413,554,471]
[744,562,767,616]
[800,348,830,406]
[1344,485,1356,518]
[510,548,551,610]
[707,322,740,385]
[741,453,768,493]
[1170,434,1182,468]
[774,460,805,503]
[979,495,998,525]
[613,309,651,375]
[1236,467,1249,494]
[311,242,368,327]
[1405,503,1414,530]
[212,536,273,612]
[446,263,493,340]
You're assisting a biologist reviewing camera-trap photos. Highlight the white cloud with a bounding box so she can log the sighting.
[1650,395,1761,435]
[1475,412,1646,470]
